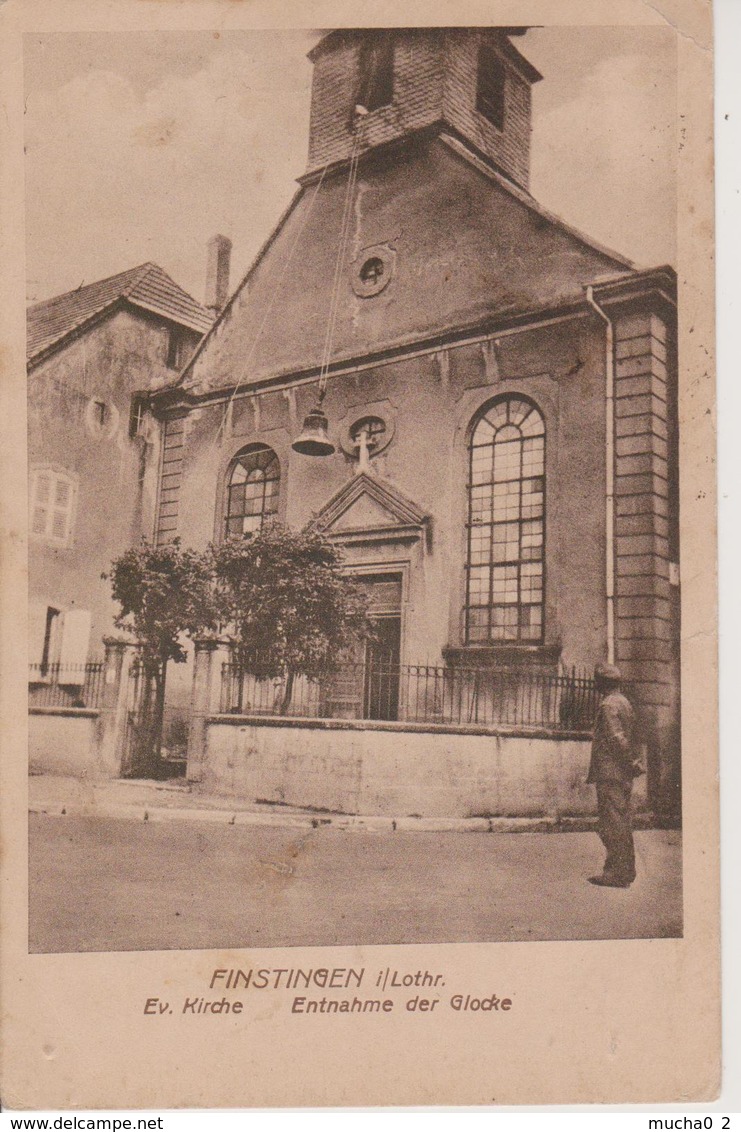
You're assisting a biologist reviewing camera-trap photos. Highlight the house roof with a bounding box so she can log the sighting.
[27,262,213,366]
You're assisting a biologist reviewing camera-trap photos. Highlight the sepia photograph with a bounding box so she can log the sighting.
[0,0,724,1109]
[25,23,683,956]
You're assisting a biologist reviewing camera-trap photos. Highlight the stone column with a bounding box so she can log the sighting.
[97,638,136,778]
[186,639,220,784]
[612,305,680,820]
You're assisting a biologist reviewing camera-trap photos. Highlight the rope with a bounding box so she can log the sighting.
[316,130,361,405]
[201,127,362,463]
[206,153,334,455]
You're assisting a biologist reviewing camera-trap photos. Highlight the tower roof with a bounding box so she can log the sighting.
[308,27,543,82]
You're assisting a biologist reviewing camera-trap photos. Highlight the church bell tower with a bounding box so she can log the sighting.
[306,28,542,191]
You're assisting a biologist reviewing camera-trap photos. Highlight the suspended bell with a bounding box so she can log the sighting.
[291,404,335,457]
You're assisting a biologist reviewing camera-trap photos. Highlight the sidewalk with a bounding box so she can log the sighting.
[28,772,658,833]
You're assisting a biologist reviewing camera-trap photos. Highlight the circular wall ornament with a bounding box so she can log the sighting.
[350,416,387,454]
[351,244,396,298]
[338,401,396,459]
[84,396,119,440]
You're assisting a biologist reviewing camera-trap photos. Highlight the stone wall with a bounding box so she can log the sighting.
[171,314,610,673]
[29,709,100,778]
[202,716,648,819]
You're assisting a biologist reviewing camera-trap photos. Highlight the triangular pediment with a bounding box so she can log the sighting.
[313,473,430,544]
[332,492,399,531]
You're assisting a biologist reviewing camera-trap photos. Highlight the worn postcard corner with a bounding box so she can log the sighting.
[0,0,719,1111]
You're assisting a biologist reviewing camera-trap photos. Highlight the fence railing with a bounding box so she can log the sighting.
[220,661,599,732]
[28,661,106,710]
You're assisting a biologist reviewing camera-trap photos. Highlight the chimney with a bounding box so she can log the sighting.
[205,234,232,314]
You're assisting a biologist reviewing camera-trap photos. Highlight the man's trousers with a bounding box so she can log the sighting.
[595,780,636,882]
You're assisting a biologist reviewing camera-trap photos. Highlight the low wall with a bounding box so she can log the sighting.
[29,708,100,778]
[202,717,648,818]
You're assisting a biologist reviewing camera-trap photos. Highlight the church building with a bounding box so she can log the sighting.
[149,28,680,817]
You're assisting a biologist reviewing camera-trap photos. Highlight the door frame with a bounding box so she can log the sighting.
[343,561,410,720]
[363,608,402,721]
[343,558,411,662]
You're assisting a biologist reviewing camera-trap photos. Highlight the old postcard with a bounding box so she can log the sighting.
[0,0,719,1109]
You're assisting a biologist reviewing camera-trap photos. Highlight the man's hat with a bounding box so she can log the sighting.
[594,662,622,683]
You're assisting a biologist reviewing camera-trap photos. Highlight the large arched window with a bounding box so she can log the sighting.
[466,397,545,644]
[225,445,280,538]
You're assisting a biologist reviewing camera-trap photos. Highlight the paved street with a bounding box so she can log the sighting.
[29,813,682,953]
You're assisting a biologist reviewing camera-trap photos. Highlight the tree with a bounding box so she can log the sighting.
[210,524,371,713]
[104,539,216,774]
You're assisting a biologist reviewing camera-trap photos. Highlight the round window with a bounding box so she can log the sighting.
[84,396,119,439]
[351,245,395,297]
[338,401,396,459]
[350,416,387,451]
[359,257,385,285]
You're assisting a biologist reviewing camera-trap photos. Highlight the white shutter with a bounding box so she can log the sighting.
[52,477,72,540]
[30,469,75,543]
[31,471,51,535]
[58,609,91,669]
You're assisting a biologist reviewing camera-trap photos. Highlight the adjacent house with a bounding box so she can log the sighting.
[27,251,225,688]
[144,29,680,818]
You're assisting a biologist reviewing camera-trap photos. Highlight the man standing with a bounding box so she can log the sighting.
[587,662,644,888]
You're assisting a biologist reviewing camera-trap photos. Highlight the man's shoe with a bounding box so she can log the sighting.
[588,874,633,888]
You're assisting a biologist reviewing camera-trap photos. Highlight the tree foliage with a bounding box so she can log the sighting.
[105,527,371,691]
[104,539,217,674]
[209,524,371,682]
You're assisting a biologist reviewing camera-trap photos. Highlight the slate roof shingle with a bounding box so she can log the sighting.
[27,262,213,365]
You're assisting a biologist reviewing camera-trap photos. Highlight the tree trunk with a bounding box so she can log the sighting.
[135,657,166,778]
[152,661,167,774]
[235,663,244,713]
[134,664,154,777]
[279,670,295,715]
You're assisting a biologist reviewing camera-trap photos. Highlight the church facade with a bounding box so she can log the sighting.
[150,28,680,816]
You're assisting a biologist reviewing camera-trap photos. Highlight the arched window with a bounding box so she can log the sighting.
[466,397,545,644]
[225,445,280,538]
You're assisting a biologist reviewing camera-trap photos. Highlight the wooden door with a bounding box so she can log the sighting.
[364,612,401,720]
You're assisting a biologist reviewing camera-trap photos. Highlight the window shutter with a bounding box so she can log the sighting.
[30,469,75,542]
[51,510,68,540]
[31,471,51,535]
[54,478,70,506]
[58,609,91,669]
[52,476,72,540]
[35,472,50,503]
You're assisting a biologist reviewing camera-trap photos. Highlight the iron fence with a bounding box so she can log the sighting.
[120,656,187,779]
[28,660,106,710]
[220,660,599,732]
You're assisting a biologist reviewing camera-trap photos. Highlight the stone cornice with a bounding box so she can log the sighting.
[148,266,677,416]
